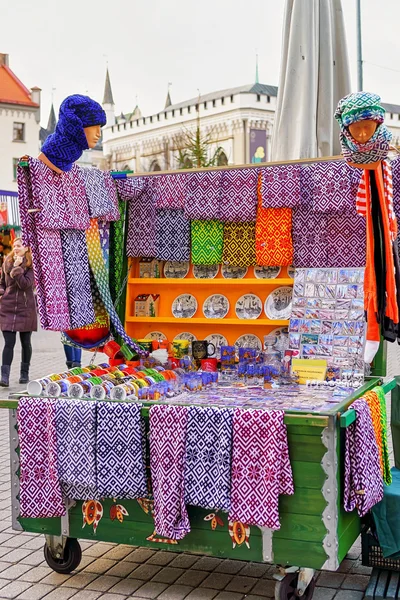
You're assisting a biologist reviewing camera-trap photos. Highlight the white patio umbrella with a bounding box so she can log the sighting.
[271,0,351,161]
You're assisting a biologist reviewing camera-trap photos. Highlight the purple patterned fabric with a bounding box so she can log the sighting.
[96,402,147,499]
[155,209,191,261]
[115,177,147,201]
[155,173,186,209]
[79,167,120,221]
[219,168,258,221]
[184,406,233,511]
[150,405,190,540]
[28,158,90,230]
[56,399,97,500]
[229,409,294,530]
[184,171,222,220]
[261,164,301,209]
[391,156,400,253]
[309,161,362,213]
[344,398,384,517]
[118,178,156,257]
[18,397,65,519]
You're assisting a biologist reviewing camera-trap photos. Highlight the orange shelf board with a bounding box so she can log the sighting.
[126,317,289,326]
[129,278,294,286]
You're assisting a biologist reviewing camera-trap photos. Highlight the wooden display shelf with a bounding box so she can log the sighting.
[126,316,289,326]
[129,278,294,286]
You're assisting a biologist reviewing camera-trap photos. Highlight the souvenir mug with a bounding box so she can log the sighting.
[192,340,216,360]
[200,358,218,372]
[172,339,190,358]
[137,339,153,353]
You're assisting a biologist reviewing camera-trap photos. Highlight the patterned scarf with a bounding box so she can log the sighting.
[219,168,258,221]
[156,209,191,262]
[191,219,224,265]
[184,171,222,220]
[222,222,256,267]
[229,408,294,529]
[18,397,65,519]
[55,399,98,500]
[97,402,147,499]
[155,173,186,209]
[256,205,293,266]
[109,196,128,326]
[117,178,156,257]
[372,386,392,486]
[184,406,233,511]
[344,398,384,517]
[309,161,362,213]
[150,405,191,540]
[79,167,120,221]
[261,164,301,209]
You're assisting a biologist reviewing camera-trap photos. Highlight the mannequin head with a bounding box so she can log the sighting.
[348,119,378,144]
[84,125,102,148]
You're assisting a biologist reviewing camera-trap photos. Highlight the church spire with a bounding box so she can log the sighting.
[103,67,114,106]
[255,52,259,84]
[46,103,56,134]
[165,83,172,108]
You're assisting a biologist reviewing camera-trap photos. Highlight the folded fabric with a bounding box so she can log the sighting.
[150,405,190,540]
[256,205,293,266]
[18,397,65,518]
[97,402,147,499]
[229,408,294,529]
[156,209,191,261]
[79,167,120,221]
[28,158,90,230]
[118,178,156,257]
[344,398,383,517]
[219,168,258,221]
[372,467,400,558]
[56,399,97,500]
[308,161,362,213]
[261,164,301,209]
[222,222,256,267]
[184,406,233,511]
[372,386,392,486]
[155,173,186,209]
[191,220,224,264]
[184,170,222,220]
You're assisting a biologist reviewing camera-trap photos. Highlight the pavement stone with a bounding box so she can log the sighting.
[185,590,218,600]
[86,576,122,592]
[175,571,208,587]
[334,591,364,600]
[341,573,370,591]
[0,580,32,598]
[157,584,194,599]
[131,581,169,597]
[151,567,186,584]
[199,573,232,590]
[224,575,258,594]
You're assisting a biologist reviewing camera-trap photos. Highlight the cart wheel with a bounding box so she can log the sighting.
[274,572,316,600]
[43,538,82,574]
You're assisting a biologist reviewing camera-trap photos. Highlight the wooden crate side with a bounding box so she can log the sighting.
[19,517,61,536]
[272,538,328,570]
[274,514,327,543]
[336,424,360,561]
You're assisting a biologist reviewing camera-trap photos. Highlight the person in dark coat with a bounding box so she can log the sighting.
[0,238,37,386]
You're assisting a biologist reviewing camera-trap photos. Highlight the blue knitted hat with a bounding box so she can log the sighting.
[41,94,106,172]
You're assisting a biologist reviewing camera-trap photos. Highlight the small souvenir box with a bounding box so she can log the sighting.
[134,294,160,317]
[139,258,163,278]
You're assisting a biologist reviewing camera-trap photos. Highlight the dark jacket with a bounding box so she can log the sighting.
[0,255,37,332]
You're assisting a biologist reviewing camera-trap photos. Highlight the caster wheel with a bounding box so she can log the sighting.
[43,538,82,574]
[274,572,316,600]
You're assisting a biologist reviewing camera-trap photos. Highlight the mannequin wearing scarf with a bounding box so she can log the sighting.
[335,92,399,363]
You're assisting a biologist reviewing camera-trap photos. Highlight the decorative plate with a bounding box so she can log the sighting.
[174,332,198,345]
[144,331,167,340]
[235,294,263,320]
[172,294,198,318]
[254,265,281,279]
[287,265,296,279]
[221,265,248,279]
[264,286,293,320]
[203,294,230,319]
[164,261,190,279]
[264,327,290,350]
[205,333,228,359]
[193,264,219,279]
[235,334,263,352]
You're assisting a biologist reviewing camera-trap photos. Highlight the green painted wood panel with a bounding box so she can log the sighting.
[291,461,327,489]
[19,517,60,535]
[274,514,327,543]
[286,425,326,437]
[272,538,328,570]
[279,487,327,516]
[287,435,326,463]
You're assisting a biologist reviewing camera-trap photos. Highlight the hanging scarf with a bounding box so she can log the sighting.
[261,164,301,209]
[191,220,224,265]
[184,170,222,220]
[149,405,190,540]
[155,173,186,209]
[155,209,191,262]
[97,402,147,499]
[109,196,128,324]
[222,222,256,267]
[219,168,258,221]
[184,406,233,511]
[18,397,65,519]
[79,167,120,221]
[344,398,383,517]
[372,386,392,486]
[309,161,361,213]
[117,178,156,257]
[229,408,294,530]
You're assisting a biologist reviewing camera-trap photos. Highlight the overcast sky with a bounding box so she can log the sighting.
[3,0,400,126]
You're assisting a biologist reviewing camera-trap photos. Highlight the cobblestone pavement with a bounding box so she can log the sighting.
[0,328,374,599]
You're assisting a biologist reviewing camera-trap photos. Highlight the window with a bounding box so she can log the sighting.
[164,112,167,119]
[195,104,199,112]
[391,113,394,119]
[130,121,133,128]
[157,114,160,121]
[13,122,25,142]
[172,110,175,117]
[150,161,161,172]
[204,102,207,109]
[12,158,19,180]
[150,116,153,123]
[143,118,146,125]
[230,95,234,102]
[188,106,191,114]
[112,126,114,133]
[136,120,139,126]
[267,96,271,103]
[221,97,225,105]
[180,108,183,116]
[212,99,216,108]
[398,114,400,121]
[257,94,261,102]
[217,152,228,167]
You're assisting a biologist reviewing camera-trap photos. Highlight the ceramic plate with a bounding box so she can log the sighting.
[264,286,293,320]
[174,332,198,344]
[203,294,230,319]
[254,265,281,279]
[234,334,263,352]
[144,331,167,340]
[235,294,263,320]
[221,265,248,279]
[193,264,219,279]
[264,327,289,350]
[172,294,198,318]
[205,333,228,359]
[287,265,296,279]
[164,261,190,279]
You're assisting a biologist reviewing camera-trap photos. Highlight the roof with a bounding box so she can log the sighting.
[0,64,39,107]
[103,68,114,105]
[382,102,400,115]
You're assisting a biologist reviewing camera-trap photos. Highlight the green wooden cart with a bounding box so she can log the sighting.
[1,377,396,600]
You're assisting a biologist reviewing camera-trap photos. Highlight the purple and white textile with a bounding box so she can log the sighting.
[79,167,120,221]
[156,209,191,262]
[155,173,186,209]
[150,405,190,540]
[96,402,147,499]
[308,161,362,213]
[261,164,301,209]
[219,168,258,221]
[344,398,384,517]
[18,397,65,519]
[118,178,156,257]
[55,399,97,500]
[184,406,233,511]
[184,170,222,220]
